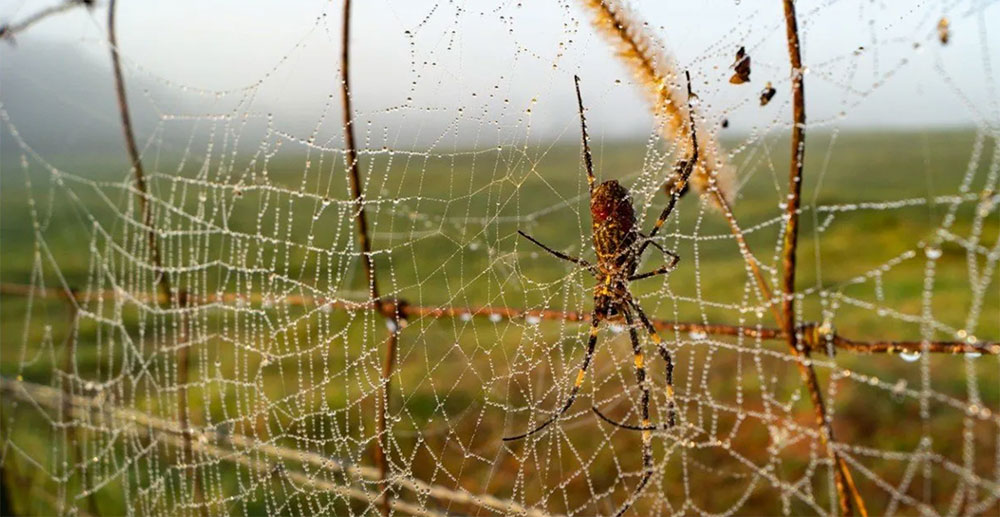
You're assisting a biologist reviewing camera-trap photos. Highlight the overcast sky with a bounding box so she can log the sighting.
[2,0,999,153]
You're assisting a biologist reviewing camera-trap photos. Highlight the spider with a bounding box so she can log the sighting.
[504,72,701,516]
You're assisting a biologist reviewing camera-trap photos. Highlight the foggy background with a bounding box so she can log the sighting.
[2,0,998,158]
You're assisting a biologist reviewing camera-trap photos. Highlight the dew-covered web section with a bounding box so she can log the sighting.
[0,1,998,516]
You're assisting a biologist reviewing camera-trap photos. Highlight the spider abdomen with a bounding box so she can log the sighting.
[591,180,638,272]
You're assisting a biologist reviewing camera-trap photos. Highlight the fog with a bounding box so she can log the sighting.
[2,0,998,157]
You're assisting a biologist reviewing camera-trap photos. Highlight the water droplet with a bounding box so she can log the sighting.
[924,247,942,259]
[891,379,907,401]
[688,330,708,341]
[525,315,541,325]
[459,313,473,322]
[488,313,503,323]
[900,350,921,362]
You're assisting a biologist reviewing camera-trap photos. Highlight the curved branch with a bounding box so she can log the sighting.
[0,0,92,41]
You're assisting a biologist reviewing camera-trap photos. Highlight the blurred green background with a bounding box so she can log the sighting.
[1,129,998,515]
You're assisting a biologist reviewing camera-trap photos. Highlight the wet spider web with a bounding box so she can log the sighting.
[1,0,999,515]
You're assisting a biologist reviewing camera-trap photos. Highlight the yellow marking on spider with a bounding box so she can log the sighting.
[590,325,599,336]
[665,385,675,399]
[634,353,644,370]
[655,219,664,228]
[651,332,662,344]
[641,421,652,442]
[575,368,586,386]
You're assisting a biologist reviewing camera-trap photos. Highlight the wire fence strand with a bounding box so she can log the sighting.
[1,283,995,356]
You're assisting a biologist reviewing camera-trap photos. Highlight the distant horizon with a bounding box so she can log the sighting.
[2,0,998,158]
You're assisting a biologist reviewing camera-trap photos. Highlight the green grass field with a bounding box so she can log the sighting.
[1,129,998,515]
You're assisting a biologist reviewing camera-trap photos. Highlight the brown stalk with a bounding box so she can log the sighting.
[340,0,378,304]
[0,0,91,41]
[339,1,400,513]
[108,0,167,305]
[107,1,204,513]
[778,1,865,514]
[715,184,864,515]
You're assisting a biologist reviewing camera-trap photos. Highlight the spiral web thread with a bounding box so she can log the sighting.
[1,1,999,515]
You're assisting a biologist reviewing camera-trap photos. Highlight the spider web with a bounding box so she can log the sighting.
[1,1,999,515]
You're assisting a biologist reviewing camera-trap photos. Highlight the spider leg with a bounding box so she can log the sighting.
[518,230,592,269]
[591,306,667,432]
[636,234,678,261]
[629,299,677,429]
[574,75,596,193]
[636,233,665,255]
[613,307,654,517]
[629,254,680,282]
[592,406,669,431]
[503,307,603,441]
[638,71,701,257]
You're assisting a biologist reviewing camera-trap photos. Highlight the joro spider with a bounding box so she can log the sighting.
[504,72,701,516]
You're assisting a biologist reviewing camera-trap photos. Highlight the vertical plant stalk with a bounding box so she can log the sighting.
[109,0,168,304]
[108,2,205,513]
[709,189,860,508]
[340,0,379,306]
[340,1,397,514]
[778,2,865,515]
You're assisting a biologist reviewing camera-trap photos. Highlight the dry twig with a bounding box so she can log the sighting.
[107,1,205,512]
[339,1,403,512]
[778,1,866,514]
[0,0,92,41]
